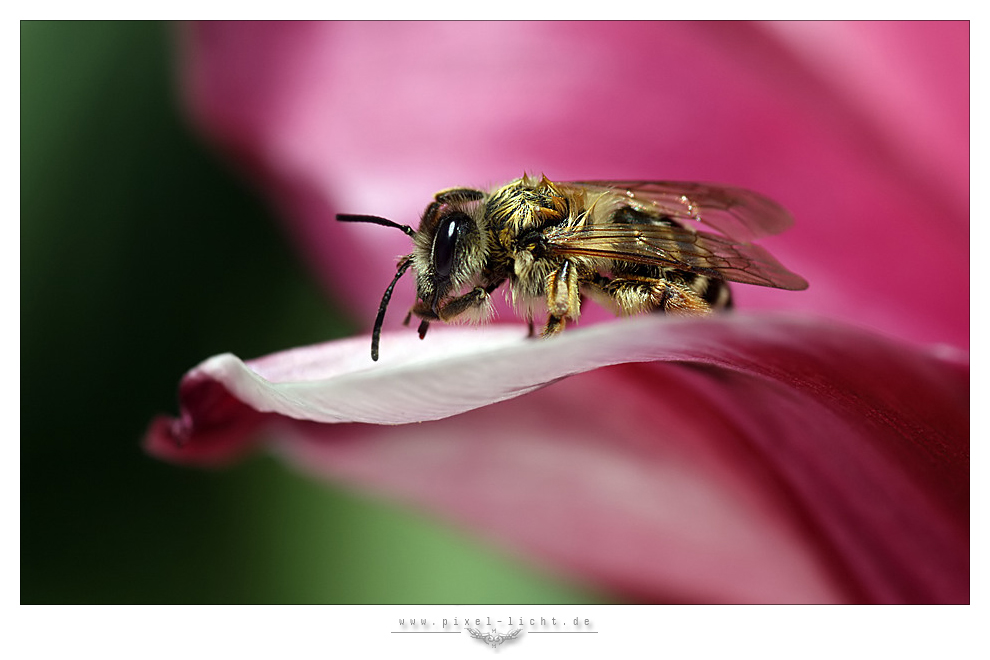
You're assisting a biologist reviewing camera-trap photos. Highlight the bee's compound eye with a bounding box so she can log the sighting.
[432,211,468,281]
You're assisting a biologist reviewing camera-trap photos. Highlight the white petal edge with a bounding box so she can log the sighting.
[186,312,937,426]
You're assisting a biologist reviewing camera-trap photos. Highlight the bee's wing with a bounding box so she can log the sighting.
[545,223,809,290]
[564,180,795,242]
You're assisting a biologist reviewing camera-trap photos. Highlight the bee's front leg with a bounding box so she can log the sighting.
[408,279,504,338]
[437,286,493,323]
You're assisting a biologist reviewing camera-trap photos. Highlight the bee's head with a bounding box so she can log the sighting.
[335,187,486,361]
[410,188,487,316]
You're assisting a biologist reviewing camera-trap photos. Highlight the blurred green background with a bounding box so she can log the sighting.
[21,21,607,604]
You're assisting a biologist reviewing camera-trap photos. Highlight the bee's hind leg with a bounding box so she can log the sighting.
[595,275,713,315]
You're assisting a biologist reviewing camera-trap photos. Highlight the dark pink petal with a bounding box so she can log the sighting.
[181,21,969,350]
[145,314,968,603]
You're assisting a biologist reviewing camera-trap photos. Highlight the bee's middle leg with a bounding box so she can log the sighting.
[542,260,581,337]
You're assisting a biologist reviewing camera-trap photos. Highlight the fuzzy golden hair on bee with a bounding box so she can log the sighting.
[338,175,807,360]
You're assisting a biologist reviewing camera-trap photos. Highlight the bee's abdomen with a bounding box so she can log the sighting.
[685,272,733,310]
[611,205,732,311]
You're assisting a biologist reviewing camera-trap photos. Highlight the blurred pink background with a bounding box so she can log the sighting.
[182,21,969,350]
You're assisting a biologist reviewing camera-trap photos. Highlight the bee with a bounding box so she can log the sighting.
[338,174,808,360]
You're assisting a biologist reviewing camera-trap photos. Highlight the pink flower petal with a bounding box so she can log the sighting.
[155,20,969,605]
[145,314,968,603]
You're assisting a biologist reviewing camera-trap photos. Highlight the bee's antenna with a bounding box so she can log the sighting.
[337,214,416,238]
[371,257,413,361]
